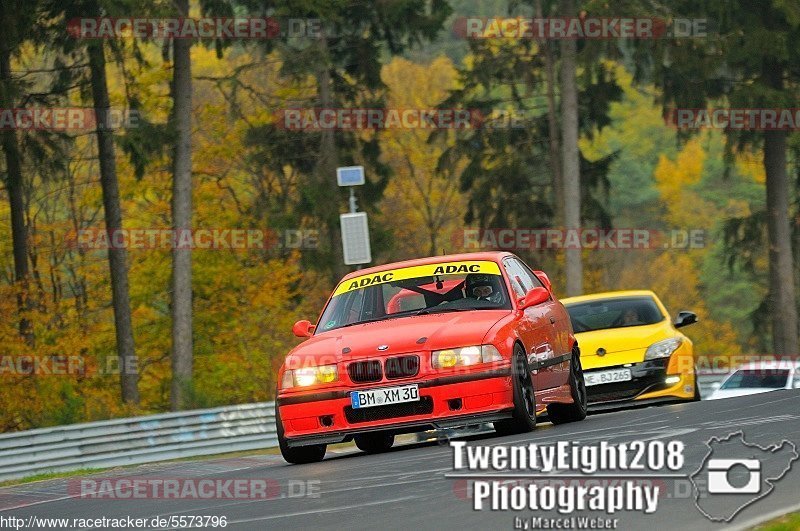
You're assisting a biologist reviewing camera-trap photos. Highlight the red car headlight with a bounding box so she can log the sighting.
[431,345,503,369]
[281,364,338,389]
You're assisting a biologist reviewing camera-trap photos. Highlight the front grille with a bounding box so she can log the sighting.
[345,396,434,423]
[588,385,648,402]
[385,355,420,379]
[348,360,382,383]
[585,361,668,403]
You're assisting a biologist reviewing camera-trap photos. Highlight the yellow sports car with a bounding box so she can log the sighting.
[561,290,699,409]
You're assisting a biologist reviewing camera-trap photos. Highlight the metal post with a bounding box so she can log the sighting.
[349,187,357,213]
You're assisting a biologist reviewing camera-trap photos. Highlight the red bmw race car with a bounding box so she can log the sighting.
[275,252,587,464]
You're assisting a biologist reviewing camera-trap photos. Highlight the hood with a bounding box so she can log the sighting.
[706,388,781,401]
[285,310,509,366]
[575,320,674,369]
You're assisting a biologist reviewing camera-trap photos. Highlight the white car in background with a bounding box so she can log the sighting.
[707,361,800,400]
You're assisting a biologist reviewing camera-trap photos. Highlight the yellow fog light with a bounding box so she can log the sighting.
[434,349,459,368]
[317,365,337,383]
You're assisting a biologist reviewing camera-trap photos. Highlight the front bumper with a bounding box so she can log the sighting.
[277,367,514,447]
[584,358,695,406]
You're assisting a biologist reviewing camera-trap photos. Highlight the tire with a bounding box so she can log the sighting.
[547,347,588,425]
[494,345,537,436]
[276,402,326,464]
[692,372,701,401]
[354,432,395,454]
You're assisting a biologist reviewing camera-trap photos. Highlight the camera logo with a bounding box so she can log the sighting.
[690,431,798,522]
[707,459,760,494]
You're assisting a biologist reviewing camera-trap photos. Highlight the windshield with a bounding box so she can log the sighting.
[316,260,510,333]
[720,369,790,390]
[565,296,664,333]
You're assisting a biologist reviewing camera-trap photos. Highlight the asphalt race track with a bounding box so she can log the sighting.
[2,391,800,530]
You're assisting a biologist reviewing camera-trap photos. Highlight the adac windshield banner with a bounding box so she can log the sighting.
[333,260,501,296]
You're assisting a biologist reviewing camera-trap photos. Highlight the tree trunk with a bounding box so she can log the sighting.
[0,4,32,343]
[535,0,563,225]
[761,59,798,355]
[560,0,582,296]
[170,0,194,410]
[315,33,345,279]
[87,39,140,405]
[763,130,799,354]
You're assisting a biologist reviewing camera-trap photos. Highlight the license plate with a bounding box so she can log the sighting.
[351,384,419,409]
[584,368,632,387]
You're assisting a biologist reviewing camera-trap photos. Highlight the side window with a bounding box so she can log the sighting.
[504,258,545,298]
[503,259,528,298]
[516,259,545,289]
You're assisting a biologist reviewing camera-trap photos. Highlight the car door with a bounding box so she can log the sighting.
[502,258,539,361]
[516,258,571,387]
[503,257,560,390]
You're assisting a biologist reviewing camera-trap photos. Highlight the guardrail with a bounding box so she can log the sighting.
[0,402,277,482]
[697,373,726,398]
[0,373,731,482]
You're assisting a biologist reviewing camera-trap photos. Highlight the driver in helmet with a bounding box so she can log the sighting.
[465,274,504,304]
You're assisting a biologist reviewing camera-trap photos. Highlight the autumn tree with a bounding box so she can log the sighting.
[559,0,582,295]
[436,11,620,282]
[650,0,800,355]
[379,56,465,258]
[40,0,142,403]
[0,0,36,342]
[169,0,194,410]
[234,0,452,279]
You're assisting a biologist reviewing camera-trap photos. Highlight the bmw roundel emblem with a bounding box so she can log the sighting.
[377,344,389,351]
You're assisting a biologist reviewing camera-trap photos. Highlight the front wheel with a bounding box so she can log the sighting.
[276,403,326,464]
[494,345,537,436]
[547,347,588,424]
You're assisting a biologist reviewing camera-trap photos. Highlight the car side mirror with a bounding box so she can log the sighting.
[519,287,550,310]
[533,270,552,292]
[674,311,698,328]
[292,319,315,338]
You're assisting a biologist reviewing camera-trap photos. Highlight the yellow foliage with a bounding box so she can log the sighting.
[652,138,710,228]
[378,56,467,258]
[615,250,741,361]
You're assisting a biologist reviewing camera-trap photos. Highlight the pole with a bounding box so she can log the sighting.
[349,187,357,213]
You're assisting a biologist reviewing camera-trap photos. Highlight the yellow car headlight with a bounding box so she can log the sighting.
[432,345,503,369]
[644,337,682,360]
[283,364,338,388]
